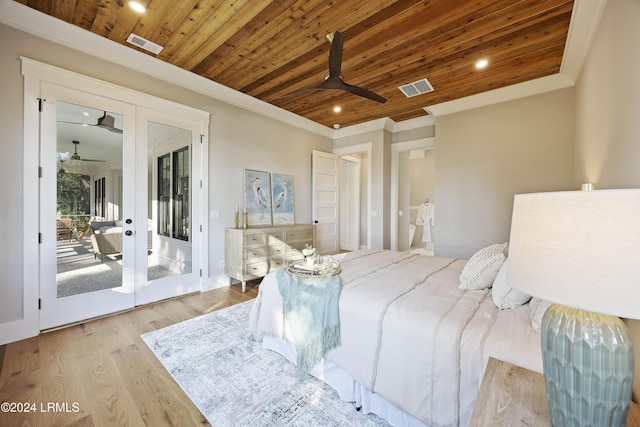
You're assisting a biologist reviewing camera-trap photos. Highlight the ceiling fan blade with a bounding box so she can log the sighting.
[344,82,387,103]
[58,112,122,133]
[319,76,387,103]
[102,125,123,134]
[277,30,385,105]
[58,121,91,126]
[327,31,344,78]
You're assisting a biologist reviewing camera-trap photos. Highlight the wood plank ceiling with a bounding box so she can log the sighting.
[16,0,573,129]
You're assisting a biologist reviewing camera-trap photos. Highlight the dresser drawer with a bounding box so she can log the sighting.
[285,227,314,241]
[244,258,284,277]
[269,244,285,258]
[269,257,285,270]
[244,246,268,260]
[244,232,267,246]
[243,260,269,278]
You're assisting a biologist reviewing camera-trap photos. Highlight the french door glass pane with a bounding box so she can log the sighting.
[173,147,190,241]
[55,100,124,298]
[148,122,192,280]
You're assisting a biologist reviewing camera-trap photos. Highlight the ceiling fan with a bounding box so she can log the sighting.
[59,111,123,134]
[278,31,387,103]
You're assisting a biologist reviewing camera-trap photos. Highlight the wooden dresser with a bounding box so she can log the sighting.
[225,224,315,292]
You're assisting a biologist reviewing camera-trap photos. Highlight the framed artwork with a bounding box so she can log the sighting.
[271,173,294,225]
[244,169,272,226]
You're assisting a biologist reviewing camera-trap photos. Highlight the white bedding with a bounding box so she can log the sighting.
[249,249,542,426]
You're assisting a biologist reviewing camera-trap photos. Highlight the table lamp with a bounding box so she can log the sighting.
[507,189,640,426]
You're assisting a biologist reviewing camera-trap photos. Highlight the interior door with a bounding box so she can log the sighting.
[312,150,339,254]
[39,84,136,330]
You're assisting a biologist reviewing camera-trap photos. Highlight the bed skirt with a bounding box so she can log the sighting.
[262,334,428,427]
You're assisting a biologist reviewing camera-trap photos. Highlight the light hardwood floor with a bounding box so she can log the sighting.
[0,282,259,427]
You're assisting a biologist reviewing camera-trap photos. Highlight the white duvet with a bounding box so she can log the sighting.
[249,249,542,427]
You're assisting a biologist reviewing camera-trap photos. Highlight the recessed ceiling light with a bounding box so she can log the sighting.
[475,59,489,69]
[129,1,146,13]
[333,106,342,113]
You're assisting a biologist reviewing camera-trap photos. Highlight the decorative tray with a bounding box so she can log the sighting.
[286,257,341,278]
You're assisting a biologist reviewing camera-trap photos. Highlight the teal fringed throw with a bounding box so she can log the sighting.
[276,268,342,377]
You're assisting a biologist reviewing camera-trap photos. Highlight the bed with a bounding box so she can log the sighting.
[249,248,543,427]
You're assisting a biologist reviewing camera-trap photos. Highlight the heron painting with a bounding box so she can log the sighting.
[244,169,272,226]
[271,173,294,225]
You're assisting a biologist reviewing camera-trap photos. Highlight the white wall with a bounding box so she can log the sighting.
[434,88,575,259]
[574,0,640,189]
[0,22,332,323]
[208,103,330,286]
[573,0,640,402]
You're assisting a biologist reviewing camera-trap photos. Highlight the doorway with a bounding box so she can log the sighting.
[333,143,372,251]
[339,155,361,251]
[391,138,435,252]
[38,83,207,330]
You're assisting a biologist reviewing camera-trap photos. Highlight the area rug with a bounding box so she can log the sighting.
[141,300,390,427]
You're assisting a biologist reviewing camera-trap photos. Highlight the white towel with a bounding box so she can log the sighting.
[415,202,434,243]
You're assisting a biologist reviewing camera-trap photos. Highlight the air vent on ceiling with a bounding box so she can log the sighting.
[126,33,163,55]
[398,78,434,98]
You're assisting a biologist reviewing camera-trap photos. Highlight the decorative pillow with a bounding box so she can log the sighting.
[529,297,553,334]
[458,243,508,290]
[491,259,531,309]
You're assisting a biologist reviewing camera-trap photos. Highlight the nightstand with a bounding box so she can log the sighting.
[470,357,640,427]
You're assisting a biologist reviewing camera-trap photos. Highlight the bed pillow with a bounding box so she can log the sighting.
[458,243,508,290]
[491,259,531,309]
[529,297,553,334]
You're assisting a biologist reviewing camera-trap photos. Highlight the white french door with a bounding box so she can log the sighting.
[134,109,205,305]
[40,84,136,329]
[39,84,206,330]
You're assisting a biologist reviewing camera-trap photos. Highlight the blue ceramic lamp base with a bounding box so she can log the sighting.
[542,304,635,427]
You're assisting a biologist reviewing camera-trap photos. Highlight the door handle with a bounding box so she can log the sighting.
[125,230,133,236]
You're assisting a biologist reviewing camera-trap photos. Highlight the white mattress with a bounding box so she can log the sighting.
[249,249,542,426]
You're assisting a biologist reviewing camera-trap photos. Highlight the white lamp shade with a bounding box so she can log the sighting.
[507,189,640,320]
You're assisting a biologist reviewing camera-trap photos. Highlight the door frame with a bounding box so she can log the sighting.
[390,138,435,251]
[333,143,372,250]
[339,155,361,251]
[11,57,209,341]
